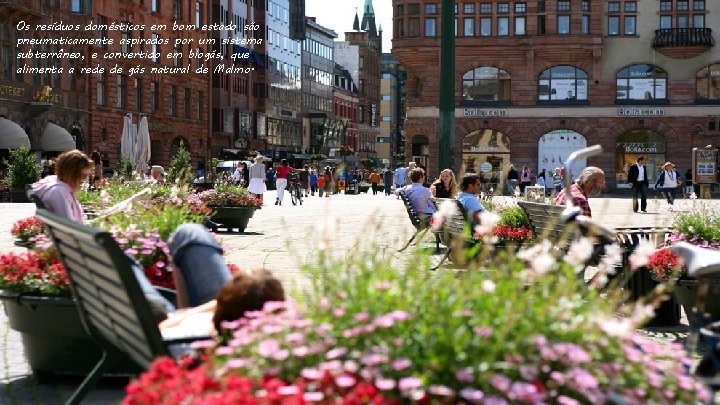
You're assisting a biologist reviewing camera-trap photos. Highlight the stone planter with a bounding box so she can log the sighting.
[673,278,720,328]
[0,290,141,377]
[210,206,260,232]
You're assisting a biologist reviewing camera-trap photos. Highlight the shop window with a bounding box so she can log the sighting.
[538,65,588,102]
[461,66,511,104]
[615,130,666,187]
[537,130,588,184]
[696,63,720,102]
[462,129,511,189]
[616,64,667,102]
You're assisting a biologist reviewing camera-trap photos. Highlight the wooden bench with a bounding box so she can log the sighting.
[398,192,439,252]
[429,198,477,270]
[517,200,568,242]
[36,208,208,405]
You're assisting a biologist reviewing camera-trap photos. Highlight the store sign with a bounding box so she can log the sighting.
[371,103,377,127]
[148,121,175,133]
[621,142,663,153]
[463,108,508,117]
[693,147,717,184]
[470,146,500,152]
[618,107,665,116]
[480,162,493,173]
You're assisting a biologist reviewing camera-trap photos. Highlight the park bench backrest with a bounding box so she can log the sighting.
[399,192,425,231]
[517,201,567,241]
[27,190,47,210]
[35,208,168,370]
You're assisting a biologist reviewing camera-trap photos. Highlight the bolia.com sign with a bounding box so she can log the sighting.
[621,142,664,153]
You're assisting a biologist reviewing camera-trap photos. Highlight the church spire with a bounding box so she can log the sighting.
[360,0,377,36]
[353,8,360,31]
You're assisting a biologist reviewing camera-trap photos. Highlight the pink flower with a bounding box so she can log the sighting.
[303,392,324,402]
[375,377,396,391]
[455,368,474,383]
[355,312,370,322]
[459,388,484,403]
[473,326,492,337]
[398,377,423,391]
[326,347,347,359]
[332,307,345,318]
[392,358,412,371]
[278,385,299,395]
[335,374,356,387]
[257,339,280,358]
[301,368,323,380]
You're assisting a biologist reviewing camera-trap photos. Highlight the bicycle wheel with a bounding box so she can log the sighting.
[290,186,298,205]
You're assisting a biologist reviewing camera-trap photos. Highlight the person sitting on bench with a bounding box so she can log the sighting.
[32,149,94,223]
[456,173,486,227]
[397,168,435,223]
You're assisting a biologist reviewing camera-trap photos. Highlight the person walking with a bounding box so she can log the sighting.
[369,169,381,195]
[552,167,563,194]
[684,168,694,197]
[383,168,394,195]
[394,164,408,199]
[520,165,532,194]
[323,167,333,197]
[309,168,318,196]
[247,155,267,204]
[655,162,682,207]
[627,155,649,213]
[274,159,292,206]
[506,165,519,195]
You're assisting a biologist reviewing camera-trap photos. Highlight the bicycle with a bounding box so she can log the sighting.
[288,174,303,206]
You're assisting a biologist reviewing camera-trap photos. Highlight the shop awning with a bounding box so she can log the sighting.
[251,51,265,67]
[0,117,31,149]
[40,122,75,151]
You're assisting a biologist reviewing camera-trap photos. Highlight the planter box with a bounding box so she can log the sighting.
[0,290,141,376]
[210,206,259,232]
[673,279,720,328]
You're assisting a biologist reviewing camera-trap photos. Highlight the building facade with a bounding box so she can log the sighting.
[208,0,264,160]
[257,0,303,161]
[333,63,359,162]
[0,0,91,162]
[393,0,720,189]
[380,53,407,167]
[301,17,340,161]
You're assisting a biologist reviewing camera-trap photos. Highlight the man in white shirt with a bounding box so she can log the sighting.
[627,155,649,213]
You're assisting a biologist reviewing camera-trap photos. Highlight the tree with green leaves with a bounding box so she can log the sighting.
[167,141,194,185]
[3,146,42,189]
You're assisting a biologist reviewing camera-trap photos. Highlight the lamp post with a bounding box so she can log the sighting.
[439,0,456,173]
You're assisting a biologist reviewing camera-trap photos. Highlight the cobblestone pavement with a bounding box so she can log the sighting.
[0,191,712,404]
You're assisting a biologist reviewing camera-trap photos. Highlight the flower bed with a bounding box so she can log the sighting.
[125,238,708,404]
[11,216,45,245]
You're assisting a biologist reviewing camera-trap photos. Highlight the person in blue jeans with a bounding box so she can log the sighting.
[133,223,232,321]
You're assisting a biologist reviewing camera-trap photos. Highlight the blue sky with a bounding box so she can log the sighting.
[305,0,393,53]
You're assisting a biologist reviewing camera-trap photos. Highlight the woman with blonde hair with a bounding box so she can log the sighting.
[430,168,458,198]
[31,149,94,223]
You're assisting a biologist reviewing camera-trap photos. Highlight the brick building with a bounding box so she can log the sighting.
[87,0,210,170]
[393,0,720,189]
[0,0,91,161]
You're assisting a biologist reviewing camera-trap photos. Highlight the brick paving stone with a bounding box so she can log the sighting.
[0,193,716,403]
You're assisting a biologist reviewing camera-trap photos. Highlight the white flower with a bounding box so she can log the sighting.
[481,279,496,293]
[630,303,657,324]
[432,199,458,232]
[628,239,656,270]
[597,317,632,338]
[474,211,500,236]
[529,253,555,277]
[563,237,594,266]
[690,192,697,200]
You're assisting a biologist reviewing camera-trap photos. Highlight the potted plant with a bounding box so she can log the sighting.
[651,207,720,326]
[11,216,46,248]
[2,145,42,202]
[197,183,262,232]
[167,140,195,185]
[0,240,143,376]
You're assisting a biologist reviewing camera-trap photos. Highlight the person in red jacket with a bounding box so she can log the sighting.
[274,159,293,205]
